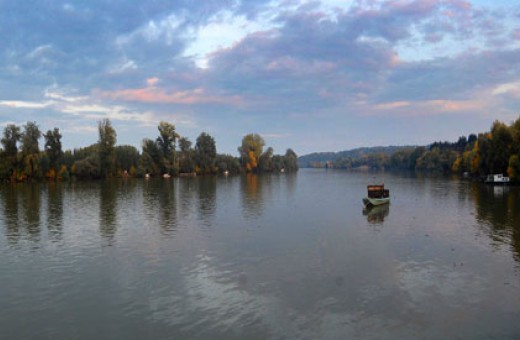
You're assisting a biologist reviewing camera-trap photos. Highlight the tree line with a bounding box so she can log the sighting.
[0,119,298,182]
[328,116,520,182]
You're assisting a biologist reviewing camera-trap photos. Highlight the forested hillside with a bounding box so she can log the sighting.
[298,117,520,182]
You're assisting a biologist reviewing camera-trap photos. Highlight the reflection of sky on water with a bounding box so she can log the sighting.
[1,171,520,338]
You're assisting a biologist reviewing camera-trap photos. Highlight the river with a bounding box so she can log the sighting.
[1,169,519,338]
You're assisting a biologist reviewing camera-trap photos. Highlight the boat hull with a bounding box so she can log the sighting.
[363,197,390,207]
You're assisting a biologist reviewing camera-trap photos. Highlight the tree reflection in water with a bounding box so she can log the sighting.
[22,184,42,241]
[196,176,216,229]
[99,180,117,243]
[241,174,264,219]
[1,184,21,245]
[47,182,64,241]
[470,183,520,262]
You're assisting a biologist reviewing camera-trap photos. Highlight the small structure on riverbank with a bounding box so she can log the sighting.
[485,174,509,184]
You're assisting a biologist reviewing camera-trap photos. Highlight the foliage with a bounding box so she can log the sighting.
[237,134,298,173]
[74,155,101,179]
[97,119,117,178]
[284,148,298,172]
[139,138,161,176]
[215,154,241,174]
[239,133,265,172]
[195,132,217,174]
[115,145,139,174]
[44,128,63,171]
[156,121,179,175]
[178,137,195,173]
[0,121,298,182]
[508,155,520,180]
[1,124,22,179]
[21,121,41,156]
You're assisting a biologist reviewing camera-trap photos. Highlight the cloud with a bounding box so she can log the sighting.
[492,81,520,98]
[0,100,53,109]
[0,1,519,154]
[375,101,411,110]
[99,83,244,106]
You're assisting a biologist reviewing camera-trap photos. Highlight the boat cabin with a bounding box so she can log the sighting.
[367,184,389,199]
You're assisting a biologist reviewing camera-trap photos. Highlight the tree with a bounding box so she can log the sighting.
[215,154,241,174]
[258,147,274,172]
[97,119,117,178]
[1,124,21,158]
[178,137,194,173]
[238,134,265,172]
[115,145,139,176]
[44,128,63,171]
[195,132,217,174]
[1,124,22,179]
[139,138,161,176]
[284,148,299,172]
[21,122,42,178]
[508,155,520,181]
[21,122,41,155]
[489,121,513,174]
[156,121,179,174]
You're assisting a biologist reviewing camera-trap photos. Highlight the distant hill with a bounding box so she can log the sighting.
[298,146,416,168]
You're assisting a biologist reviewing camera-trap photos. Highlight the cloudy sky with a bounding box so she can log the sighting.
[1,0,519,155]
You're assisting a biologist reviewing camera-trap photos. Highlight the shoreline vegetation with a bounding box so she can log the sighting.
[300,116,520,183]
[0,119,298,183]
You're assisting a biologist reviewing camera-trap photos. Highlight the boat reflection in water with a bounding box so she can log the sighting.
[362,203,390,224]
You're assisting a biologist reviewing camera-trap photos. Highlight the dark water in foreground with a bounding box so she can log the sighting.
[1,169,519,339]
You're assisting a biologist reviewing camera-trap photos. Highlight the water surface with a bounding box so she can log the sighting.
[1,170,519,338]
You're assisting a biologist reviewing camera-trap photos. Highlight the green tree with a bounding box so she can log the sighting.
[195,132,217,174]
[115,145,139,176]
[74,156,101,179]
[489,121,513,174]
[389,148,414,170]
[283,148,299,172]
[21,122,41,155]
[215,154,241,174]
[97,119,117,178]
[44,128,63,171]
[2,124,22,158]
[21,121,42,178]
[156,121,179,175]
[139,138,161,176]
[178,137,194,173]
[258,147,274,172]
[1,124,22,179]
[508,155,520,181]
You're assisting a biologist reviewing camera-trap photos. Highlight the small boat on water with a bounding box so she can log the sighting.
[363,184,390,207]
[485,174,509,184]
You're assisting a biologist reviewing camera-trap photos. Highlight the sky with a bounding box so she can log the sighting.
[0,0,519,156]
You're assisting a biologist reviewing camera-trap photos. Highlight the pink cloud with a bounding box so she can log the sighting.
[98,85,244,106]
[146,77,160,86]
[426,99,480,112]
[375,101,411,110]
[370,98,484,116]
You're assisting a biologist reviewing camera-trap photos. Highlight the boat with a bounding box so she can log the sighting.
[363,184,390,207]
[485,174,509,184]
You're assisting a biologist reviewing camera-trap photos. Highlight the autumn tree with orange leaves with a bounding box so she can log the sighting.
[238,134,265,172]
